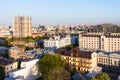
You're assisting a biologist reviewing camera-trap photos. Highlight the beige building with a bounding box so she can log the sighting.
[9,46,25,60]
[97,52,120,74]
[0,58,17,76]
[101,34,120,52]
[13,14,32,38]
[79,33,120,52]
[97,52,120,67]
[57,48,98,73]
[11,41,37,48]
[79,34,100,50]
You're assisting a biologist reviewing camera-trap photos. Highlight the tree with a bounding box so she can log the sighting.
[38,54,66,79]
[45,67,70,80]
[89,77,96,80]
[0,66,5,80]
[89,73,110,80]
[69,67,76,76]
[95,73,110,80]
[25,46,34,51]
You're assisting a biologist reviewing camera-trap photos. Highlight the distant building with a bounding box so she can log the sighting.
[88,23,120,33]
[13,14,32,38]
[11,41,37,48]
[9,46,25,60]
[71,34,79,45]
[44,35,71,49]
[0,58,17,76]
[0,26,12,37]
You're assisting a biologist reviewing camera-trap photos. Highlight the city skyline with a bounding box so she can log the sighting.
[0,0,120,26]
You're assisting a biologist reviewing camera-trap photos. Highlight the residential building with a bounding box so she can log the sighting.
[44,35,71,49]
[9,46,25,60]
[13,14,32,38]
[7,59,40,80]
[0,58,17,76]
[88,23,120,33]
[0,46,8,58]
[79,33,120,52]
[97,52,120,74]
[57,48,98,73]
[79,34,101,50]
[71,34,79,45]
[101,34,120,52]
[0,26,12,37]
[11,41,37,48]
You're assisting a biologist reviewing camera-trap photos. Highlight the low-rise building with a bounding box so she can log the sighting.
[97,52,120,74]
[11,41,37,48]
[57,48,98,73]
[0,58,17,76]
[9,46,25,59]
[0,26,12,37]
[0,46,8,58]
[44,35,71,49]
[7,59,40,80]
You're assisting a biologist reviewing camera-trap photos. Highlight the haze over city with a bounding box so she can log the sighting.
[0,0,120,26]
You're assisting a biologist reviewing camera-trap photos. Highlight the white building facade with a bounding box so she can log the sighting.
[97,52,120,67]
[44,35,71,49]
[7,59,40,80]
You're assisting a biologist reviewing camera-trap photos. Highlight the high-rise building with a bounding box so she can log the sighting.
[13,14,32,37]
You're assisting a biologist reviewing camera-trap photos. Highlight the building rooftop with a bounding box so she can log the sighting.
[0,46,8,51]
[57,48,93,59]
[0,58,16,66]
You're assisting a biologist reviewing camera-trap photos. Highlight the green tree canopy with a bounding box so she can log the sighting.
[38,54,66,79]
[89,73,110,80]
[0,66,5,80]
[89,77,97,80]
[95,73,110,80]
[45,67,70,80]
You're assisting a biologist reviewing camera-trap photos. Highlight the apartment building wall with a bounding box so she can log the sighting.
[79,34,100,50]
[13,14,32,38]
[97,52,120,67]
[79,33,120,52]
[97,52,120,74]
[58,48,98,73]
[44,35,71,49]
[101,35,120,52]
[4,62,18,76]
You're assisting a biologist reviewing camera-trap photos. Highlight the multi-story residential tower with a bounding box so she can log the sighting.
[13,14,32,37]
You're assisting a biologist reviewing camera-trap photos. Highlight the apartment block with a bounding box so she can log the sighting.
[79,33,120,52]
[13,14,32,38]
[57,48,98,73]
[97,52,120,74]
[0,58,17,76]
[44,35,71,49]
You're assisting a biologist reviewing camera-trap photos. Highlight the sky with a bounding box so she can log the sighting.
[0,0,120,26]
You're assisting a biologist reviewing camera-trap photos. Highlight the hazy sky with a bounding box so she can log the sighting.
[0,0,120,26]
